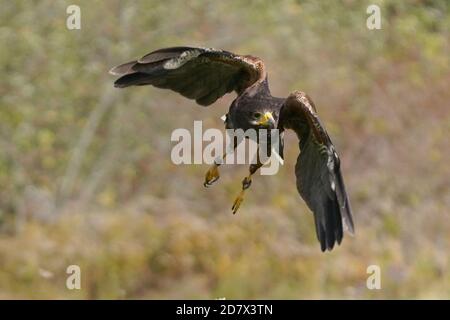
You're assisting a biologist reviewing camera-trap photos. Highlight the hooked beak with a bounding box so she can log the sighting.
[257,112,275,127]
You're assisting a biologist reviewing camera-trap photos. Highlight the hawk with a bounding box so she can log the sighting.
[110,46,354,251]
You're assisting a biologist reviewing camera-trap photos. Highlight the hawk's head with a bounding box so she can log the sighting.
[248,110,277,129]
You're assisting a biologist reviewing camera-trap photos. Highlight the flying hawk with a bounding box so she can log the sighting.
[110,46,354,251]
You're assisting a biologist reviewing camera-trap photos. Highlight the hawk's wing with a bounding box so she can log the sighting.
[279,91,354,251]
[109,46,265,106]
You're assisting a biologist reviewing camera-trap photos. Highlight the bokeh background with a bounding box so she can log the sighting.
[0,0,449,299]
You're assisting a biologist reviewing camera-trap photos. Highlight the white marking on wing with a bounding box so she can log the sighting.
[163,49,202,70]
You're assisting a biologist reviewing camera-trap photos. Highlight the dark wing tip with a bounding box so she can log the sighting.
[113,72,150,88]
[343,208,355,236]
[334,161,355,236]
[113,81,126,88]
[109,67,121,75]
[320,241,327,252]
[109,60,138,76]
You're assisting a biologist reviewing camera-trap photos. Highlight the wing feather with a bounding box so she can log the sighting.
[279,91,354,251]
[110,46,265,106]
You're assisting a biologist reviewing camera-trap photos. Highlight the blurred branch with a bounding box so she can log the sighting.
[55,3,136,210]
[77,103,123,206]
[56,86,117,208]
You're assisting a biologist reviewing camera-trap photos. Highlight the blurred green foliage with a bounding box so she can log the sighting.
[0,0,449,298]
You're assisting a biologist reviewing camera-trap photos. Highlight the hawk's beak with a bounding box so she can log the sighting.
[257,112,275,127]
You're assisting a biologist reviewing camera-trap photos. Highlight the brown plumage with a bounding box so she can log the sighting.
[110,46,354,252]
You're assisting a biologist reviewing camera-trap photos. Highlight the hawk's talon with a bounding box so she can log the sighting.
[232,191,245,214]
[204,165,220,187]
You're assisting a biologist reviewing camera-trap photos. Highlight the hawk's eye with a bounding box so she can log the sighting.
[252,112,262,119]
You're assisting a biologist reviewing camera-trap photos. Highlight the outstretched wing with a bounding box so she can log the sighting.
[279,91,354,251]
[109,46,266,106]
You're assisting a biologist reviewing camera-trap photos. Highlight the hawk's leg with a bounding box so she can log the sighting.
[232,157,264,214]
[203,159,222,187]
[204,137,238,187]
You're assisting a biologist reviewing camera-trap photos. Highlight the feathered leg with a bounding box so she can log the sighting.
[231,149,264,214]
[204,136,238,187]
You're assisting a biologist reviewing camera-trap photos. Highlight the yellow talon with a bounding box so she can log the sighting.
[232,190,245,214]
[204,164,220,187]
